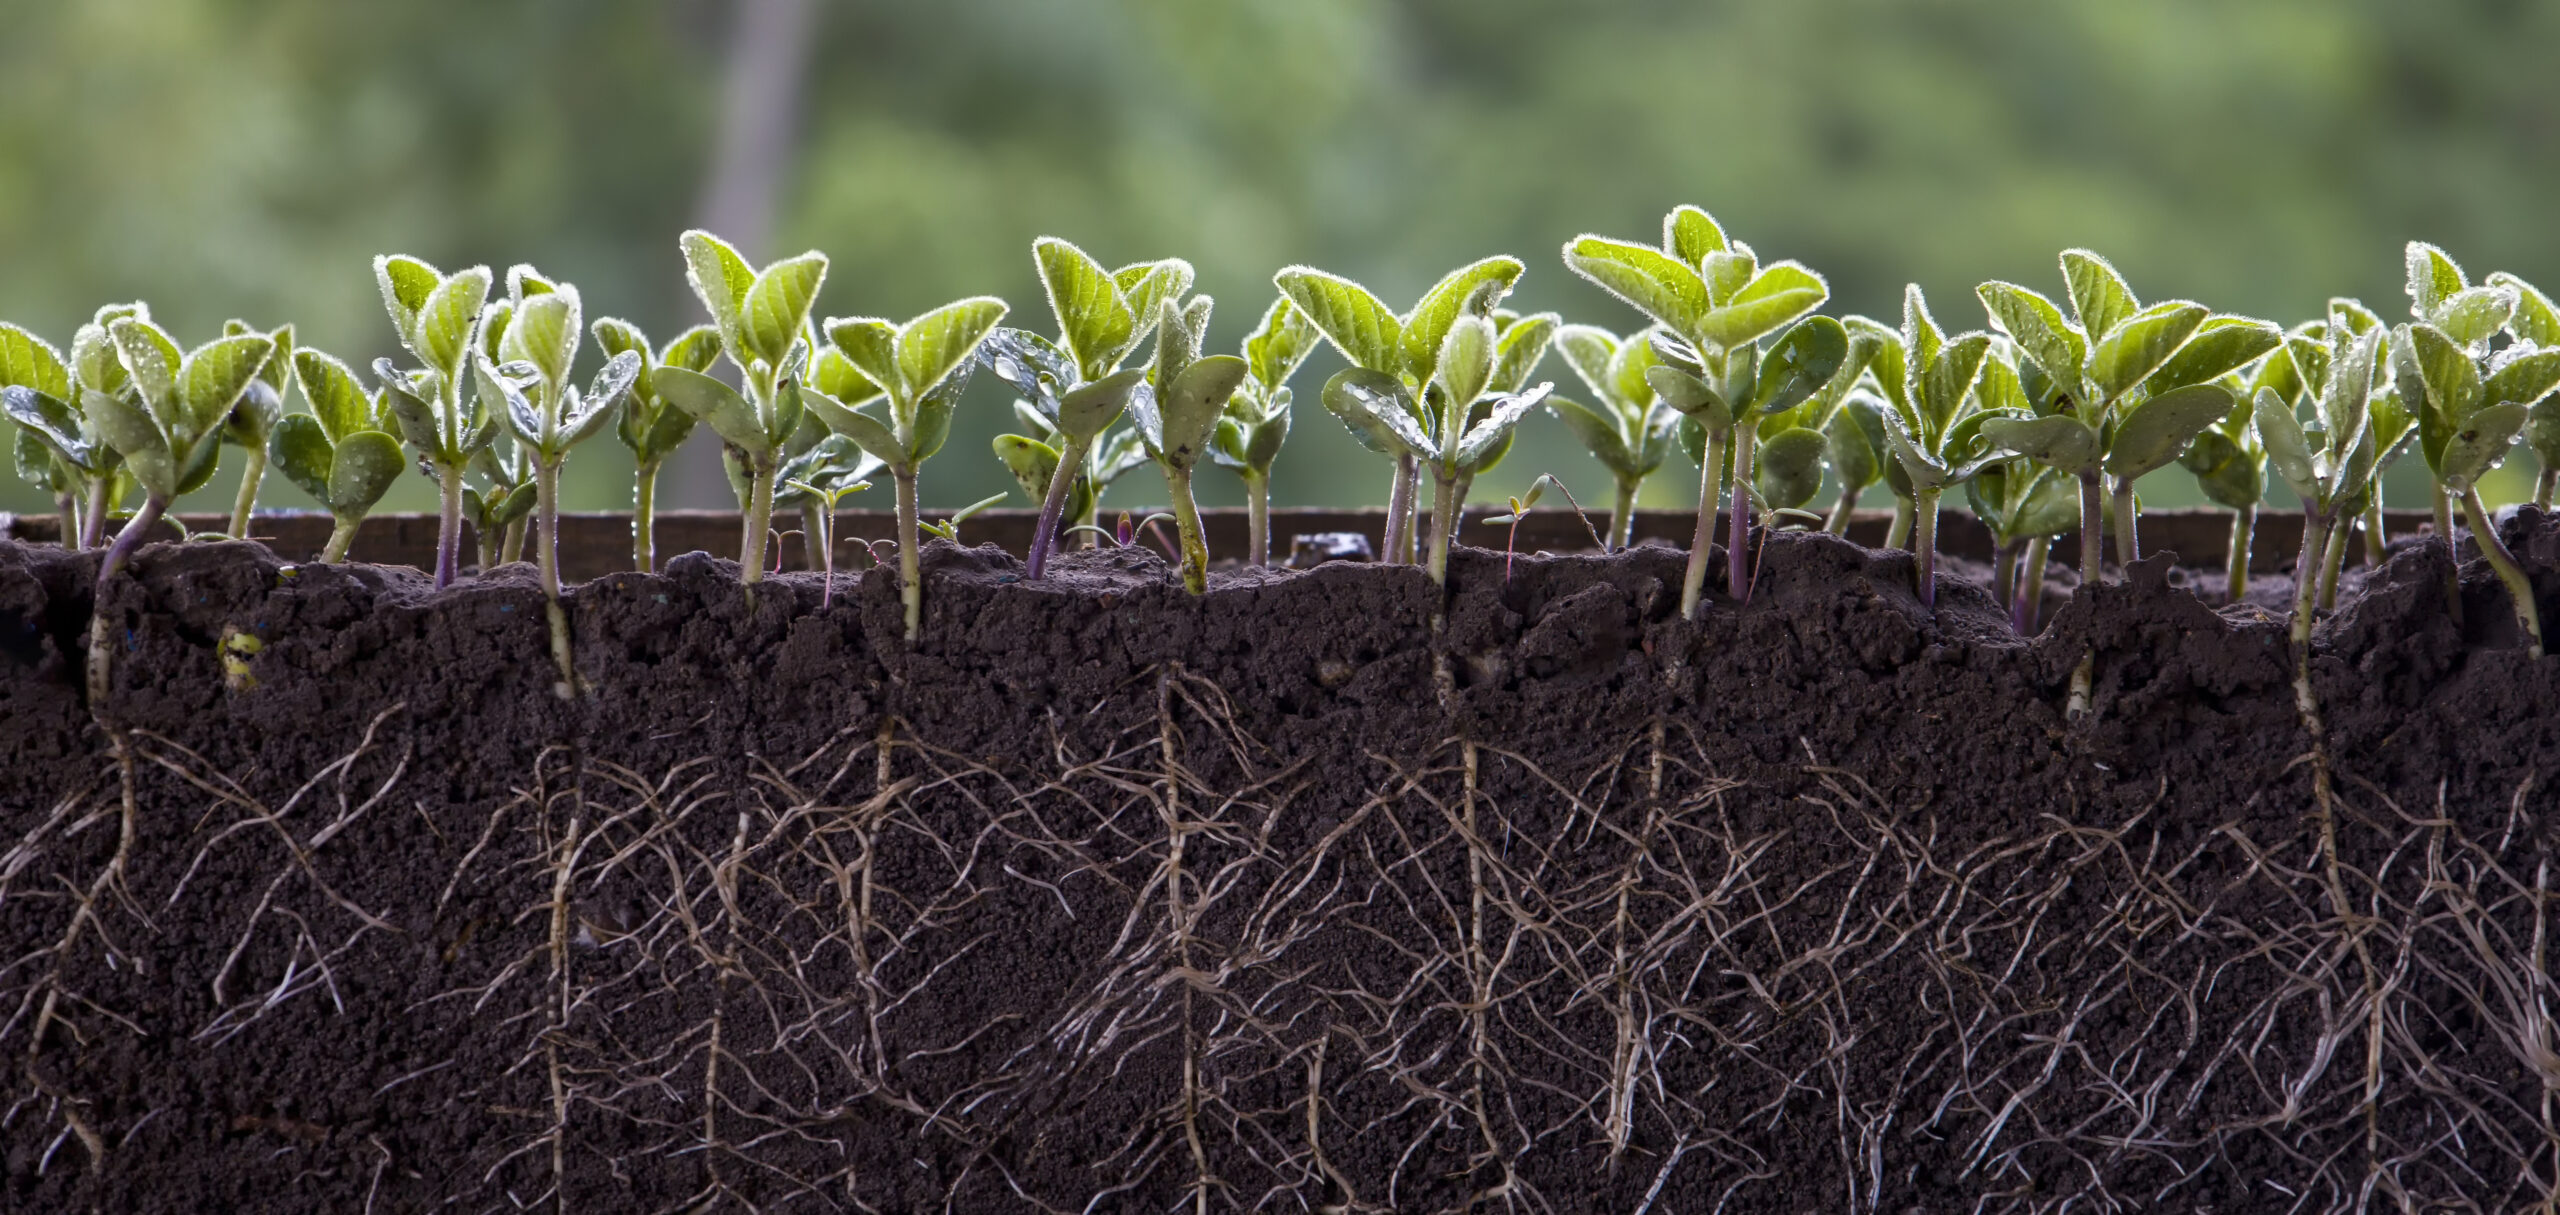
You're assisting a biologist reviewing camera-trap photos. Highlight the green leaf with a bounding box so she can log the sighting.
[2433,285,2517,347]
[2527,396,2560,468]
[896,297,1008,405]
[1825,393,1885,491]
[1980,413,2100,474]
[0,324,72,400]
[1115,259,1196,348]
[503,289,579,390]
[1035,237,1135,378]
[2407,322,2482,424]
[294,349,370,441]
[1242,410,1289,471]
[1490,312,1557,395]
[2103,383,2235,479]
[1697,262,1829,351]
[561,352,641,449]
[742,252,828,368]
[1701,248,1756,306]
[591,316,649,365]
[1243,296,1320,391]
[1976,282,2086,395]
[1057,367,1147,442]
[1562,236,1708,338]
[2488,272,2560,348]
[799,386,906,472]
[993,432,1062,502]
[2251,387,2316,497]
[373,361,442,454]
[2145,316,2282,394]
[178,334,275,437]
[1152,354,1249,468]
[1553,325,1621,405]
[2322,327,2380,459]
[1750,316,1851,419]
[327,430,404,517]
[1546,395,1632,474]
[2485,347,2560,410]
[1662,205,1727,267]
[1754,426,1827,509]
[653,366,768,456]
[661,325,722,376]
[1877,408,1947,487]
[414,266,492,381]
[2060,249,2139,341]
[681,230,756,352]
[1273,267,1402,374]
[1456,386,1548,471]
[1435,314,1495,411]
[2437,400,2529,490]
[86,387,166,462]
[5,386,92,466]
[375,255,439,337]
[826,318,901,399]
[1401,256,1522,384]
[1321,367,1431,458]
[2405,241,2466,320]
[2087,300,2208,401]
[109,318,181,421]
[1644,365,1731,431]
[811,345,884,408]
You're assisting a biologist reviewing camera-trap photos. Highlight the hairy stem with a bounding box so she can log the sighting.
[2078,470,2104,585]
[1244,468,1271,566]
[534,458,576,698]
[1992,537,2020,610]
[1824,483,1860,536]
[1166,464,1210,594]
[55,491,77,552]
[2434,481,2464,625]
[1678,428,1727,620]
[1727,424,1757,603]
[1913,485,1941,607]
[1026,437,1088,580]
[895,467,922,640]
[434,461,464,590]
[801,503,825,572]
[632,460,658,573]
[2317,510,2351,611]
[320,515,360,563]
[2015,534,2050,633]
[1383,453,1416,565]
[2227,502,2255,603]
[1425,468,1462,585]
[742,457,777,588]
[814,499,837,607]
[2292,510,2329,654]
[1607,476,1637,552]
[2108,474,2139,569]
[2361,495,2386,567]
[2461,486,2544,657]
[2539,466,2556,513]
[79,476,109,548]
[226,442,266,539]
[1883,494,1913,549]
[500,515,526,567]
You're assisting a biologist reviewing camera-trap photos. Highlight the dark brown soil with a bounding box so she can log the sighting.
[3,514,2556,1212]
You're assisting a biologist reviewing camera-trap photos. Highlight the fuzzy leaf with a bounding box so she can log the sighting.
[2060,249,2139,341]
[1401,257,1522,384]
[1456,384,1549,471]
[327,430,403,516]
[294,349,370,441]
[1980,413,2100,474]
[1562,236,1708,337]
[373,361,442,453]
[0,324,72,400]
[416,267,492,380]
[1702,249,1756,307]
[1321,367,1431,459]
[1057,367,1147,442]
[1826,394,1886,491]
[1490,312,1557,395]
[1751,316,1851,419]
[4,386,93,469]
[1645,365,1730,431]
[2434,285,2517,347]
[108,318,181,423]
[268,413,334,503]
[2088,301,2208,401]
[1976,282,2086,390]
[1152,354,1249,468]
[896,297,1007,405]
[375,255,439,336]
[2485,347,2560,411]
[2488,272,2560,348]
[1035,237,1135,377]
[1546,395,1632,474]
[1242,296,1320,392]
[1115,260,1195,347]
[653,366,768,456]
[1663,205,1727,267]
[2407,322,2482,424]
[742,253,828,368]
[1553,325,1621,405]
[825,318,902,399]
[2252,388,2316,497]
[1698,262,1829,352]
[1435,314,1495,412]
[681,230,757,351]
[798,386,906,472]
[1243,409,1289,471]
[503,289,579,390]
[2145,316,2282,394]
[1917,333,1991,433]
[1755,426,1827,509]
[993,433,1062,502]
[1274,267,1402,374]
[179,334,275,436]
[2437,400,2528,490]
[2103,383,2235,479]
[2528,396,2560,468]
[1878,408,1947,488]
[2405,241,2466,320]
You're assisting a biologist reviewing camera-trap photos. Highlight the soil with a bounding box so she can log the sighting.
[2,514,2555,1212]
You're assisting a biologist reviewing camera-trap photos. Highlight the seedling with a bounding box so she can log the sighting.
[373,257,498,589]
[1820,391,1895,537]
[267,349,406,562]
[1547,323,1678,550]
[216,320,294,540]
[1563,206,1834,615]
[1276,257,1532,565]
[982,237,1187,577]
[2,315,123,549]
[1206,297,1321,565]
[1484,473,1605,582]
[83,314,276,583]
[2505,275,2560,509]
[592,316,722,572]
[651,230,830,589]
[1864,286,2014,606]
[915,493,1006,542]
[1975,251,2280,585]
[2389,244,2560,649]
[1643,314,1849,607]
[796,295,1008,638]
[777,436,883,605]
[1968,456,2079,630]
[1065,509,1174,549]
[1125,292,1252,593]
[2256,314,2400,676]
[461,292,532,569]
[2177,357,2283,601]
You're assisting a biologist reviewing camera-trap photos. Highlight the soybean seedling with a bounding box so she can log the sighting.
[778,436,883,605]
[215,320,293,540]
[1975,250,2280,585]
[1320,300,1559,585]
[2389,244,2560,649]
[1860,287,2020,606]
[2500,273,2560,509]
[1276,256,1530,565]
[1485,473,1606,582]
[2,315,124,548]
[2257,317,2400,682]
[1124,294,1252,593]
[374,256,499,588]
[981,237,1188,578]
[1968,457,2079,629]
[2179,356,2288,602]
[83,315,277,583]
[592,317,722,572]
[1206,297,1322,565]
[456,292,534,569]
[1821,391,1896,537]
[1547,323,1679,550]
[1563,205,1834,616]
[267,349,405,562]
[796,296,1009,639]
[650,230,829,589]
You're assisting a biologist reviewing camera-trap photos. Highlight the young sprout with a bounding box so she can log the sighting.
[216,320,294,540]
[2389,244,2560,650]
[1125,294,1251,593]
[2258,319,2401,671]
[2176,366,2272,602]
[651,230,829,589]
[1975,250,2280,585]
[1,316,120,548]
[82,315,277,581]
[1821,391,1894,536]
[1207,297,1321,565]
[592,318,721,572]
[776,435,882,605]
[473,266,642,696]
[457,292,532,569]
[915,493,1007,543]
[374,257,498,589]
[981,238,1187,578]
[2498,273,2560,509]
[1643,315,1848,608]
[1319,299,1558,585]
[798,296,1008,639]
[1546,323,1679,549]
[267,349,406,562]
[1866,286,2011,606]
[1276,257,1530,565]
[1967,457,2080,629]
[1484,473,1606,582]
[1563,206,1833,615]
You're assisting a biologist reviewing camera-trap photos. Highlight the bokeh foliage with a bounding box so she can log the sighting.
[4,0,2556,516]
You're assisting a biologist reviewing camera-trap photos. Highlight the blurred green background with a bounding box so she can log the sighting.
[6,0,2558,523]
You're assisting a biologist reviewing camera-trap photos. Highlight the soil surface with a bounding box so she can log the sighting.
[2,516,2555,1212]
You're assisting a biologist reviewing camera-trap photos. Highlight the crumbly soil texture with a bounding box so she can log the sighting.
[3,517,2557,1213]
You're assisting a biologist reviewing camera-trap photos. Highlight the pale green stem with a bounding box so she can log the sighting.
[2015,535,2050,633]
[1245,468,1271,566]
[1883,495,1913,550]
[434,462,464,590]
[1167,464,1210,594]
[1726,425,1757,603]
[802,503,826,572]
[1913,485,1942,607]
[56,492,78,552]
[2434,482,2462,625]
[2537,467,2556,513]
[1608,477,1638,553]
[895,468,921,640]
[80,476,110,548]
[2361,497,2386,567]
[1678,428,1728,620]
[2078,471,2104,585]
[742,459,777,588]
[1824,484,1860,536]
[633,461,659,573]
[2108,475,2139,569]
[1384,454,1416,565]
[2461,486,2544,657]
[1992,537,2020,610]
[227,443,266,540]
[2227,503,2256,603]
[89,491,170,708]
[1026,436,1089,579]
[534,458,576,698]
[321,516,360,563]
[2317,511,2350,611]
[1425,469,1460,586]
[476,516,498,576]
[500,515,527,567]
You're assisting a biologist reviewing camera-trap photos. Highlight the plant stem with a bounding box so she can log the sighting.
[2461,486,2543,657]
[1608,477,1637,553]
[1678,428,1727,620]
[97,492,167,589]
[894,468,921,640]
[2078,471,2104,585]
[501,516,527,567]
[741,458,777,587]
[2015,535,2050,633]
[633,461,658,573]
[1726,425,1757,603]
[434,462,464,590]
[2227,503,2256,603]
[80,477,109,548]
[534,458,576,698]
[227,443,266,540]
[1167,465,1210,594]
[88,492,170,709]
[1992,537,2020,610]
[2361,497,2386,567]
[321,516,359,563]
[2433,481,2463,625]
[1425,470,1460,585]
[1245,469,1271,566]
[1824,485,1860,536]
[1384,454,1416,565]
[802,503,825,573]
[2292,510,2329,652]
[55,492,78,552]
[2538,467,2556,512]
[1026,437,1088,580]
[2317,511,2350,611]
[1883,496,1913,549]
[2108,474,2139,569]
[1911,485,1943,606]
[814,499,837,607]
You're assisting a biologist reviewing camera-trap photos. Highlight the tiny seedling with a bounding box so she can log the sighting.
[1563,205,1835,615]
[1484,472,1606,582]
[1125,292,1251,593]
[1967,457,2079,629]
[2,315,124,549]
[1864,286,2014,605]
[2389,244,2560,649]
[777,436,883,605]
[1547,323,1679,550]
[915,493,1007,543]
[797,295,1008,638]
[267,349,406,562]
[1644,313,1849,606]
[593,316,722,572]
[459,291,533,569]
[1065,509,1174,549]
[652,230,830,590]
[216,320,294,540]
[83,314,277,583]
[373,256,499,589]
[1820,391,1895,537]
[2180,352,2296,602]
[1207,297,1321,565]
[982,237,1188,577]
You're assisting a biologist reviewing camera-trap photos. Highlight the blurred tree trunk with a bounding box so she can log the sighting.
[668,0,818,511]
